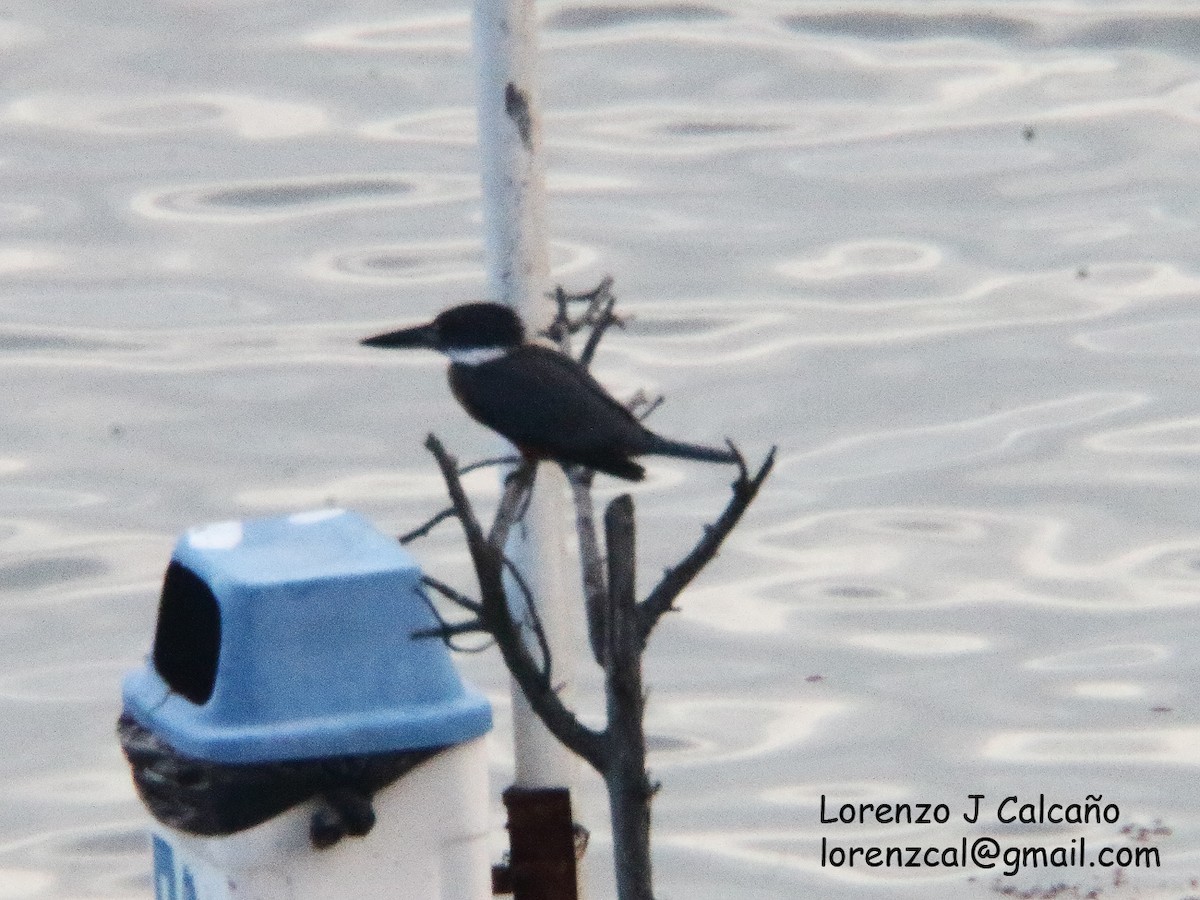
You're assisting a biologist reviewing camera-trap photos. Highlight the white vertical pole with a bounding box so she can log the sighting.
[471,0,579,790]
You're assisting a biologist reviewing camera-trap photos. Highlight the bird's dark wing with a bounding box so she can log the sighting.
[447,344,651,463]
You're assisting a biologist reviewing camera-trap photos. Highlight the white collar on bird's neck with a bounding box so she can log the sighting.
[446,346,509,366]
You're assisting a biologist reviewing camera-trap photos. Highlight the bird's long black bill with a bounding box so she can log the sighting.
[360,322,438,349]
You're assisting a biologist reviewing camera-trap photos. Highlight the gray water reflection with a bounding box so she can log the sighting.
[546,4,729,30]
[2,1,1200,898]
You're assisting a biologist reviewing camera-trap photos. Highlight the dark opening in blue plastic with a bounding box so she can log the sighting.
[153,561,221,705]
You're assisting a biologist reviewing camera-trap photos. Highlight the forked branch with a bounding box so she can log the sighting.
[637,444,776,642]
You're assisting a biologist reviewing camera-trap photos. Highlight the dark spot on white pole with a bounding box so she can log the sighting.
[505,82,533,150]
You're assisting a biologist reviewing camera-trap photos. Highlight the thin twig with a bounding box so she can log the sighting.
[412,620,492,646]
[578,291,623,369]
[544,285,573,350]
[458,454,523,475]
[399,507,458,545]
[624,389,664,421]
[400,455,526,545]
[412,581,488,651]
[414,580,455,632]
[502,555,553,684]
[538,276,616,348]
[421,574,483,615]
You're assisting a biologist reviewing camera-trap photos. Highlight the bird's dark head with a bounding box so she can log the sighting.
[432,303,525,349]
[361,302,525,358]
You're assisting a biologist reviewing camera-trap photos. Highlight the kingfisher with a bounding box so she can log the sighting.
[361,302,737,481]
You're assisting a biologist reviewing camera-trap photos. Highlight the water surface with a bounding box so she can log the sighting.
[2,2,1199,897]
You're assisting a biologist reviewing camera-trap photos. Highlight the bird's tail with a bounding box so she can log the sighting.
[642,433,737,464]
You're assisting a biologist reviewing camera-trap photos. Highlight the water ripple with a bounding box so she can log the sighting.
[484,692,846,772]
[546,4,730,31]
[684,500,1200,634]
[777,261,1199,341]
[983,727,1200,765]
[0,821,148,864]
[0,459,25,477]
[0,321,424,373]
[7,771,135,807]
[1088,417,1200,456]
[1069,680,1149,700]
[0,556,108,591]
[844,631,990,656]
[0,203,47,227]
[310,3,740,55]
[781,11,1041,44]
[576,105,847,156]
[306,239,598,285]
[1027,644,1171,671]
[778,240,942,281]
[234,467,500,511]
[361,103,835,155]
[0,822,153,900]
[647,698,848,770]
[133,173,475,223]
[780,8,1200,62]
[0,520,168,607]
[303,14,470,52]
[0,660,132,704]
[1078,317,1200,356]
[781,393,1144,482]
[5,94,327,139]
[0,247,62,275]
[598,264,1192,368]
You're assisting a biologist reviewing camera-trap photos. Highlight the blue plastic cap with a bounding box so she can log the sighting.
[122,509,492,764]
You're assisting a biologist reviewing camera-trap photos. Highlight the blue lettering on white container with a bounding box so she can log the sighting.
[152,834,176,900]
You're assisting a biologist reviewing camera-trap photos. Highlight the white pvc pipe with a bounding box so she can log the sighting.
[471,0,579,791]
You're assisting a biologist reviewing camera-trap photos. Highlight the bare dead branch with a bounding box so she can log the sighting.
[539,276,617,353]
[458,454,523,475]
[560,275,613,314]
[423,433,609,773]
[421,574,483,615]
[488,460,536,548]
[425,434,490,551]
[413,579,455,630]
[604,495,637,652]
[544,285,574,350]
[623,389,664,421]
[637,444,776,642]
[578,290,622,369]
[412,579,489,652]
[600,494,655,896]
[501,555,553,685]
[578,275,614,303]
[567,465,609,666]
[412,619,492,646]
[399,507,458,545]
[399,456,526,546]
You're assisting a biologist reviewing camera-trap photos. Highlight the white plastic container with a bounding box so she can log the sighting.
[123,510,496,900]
[150,737,492,900]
